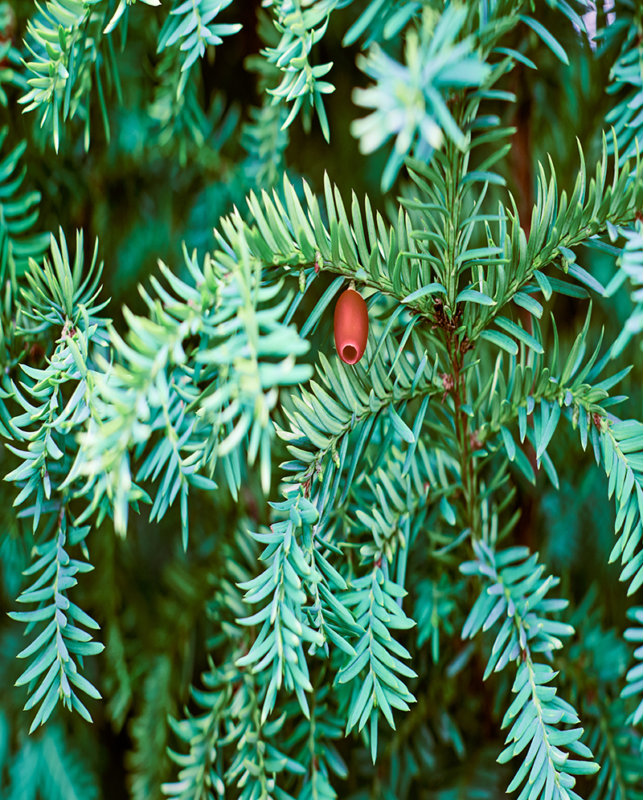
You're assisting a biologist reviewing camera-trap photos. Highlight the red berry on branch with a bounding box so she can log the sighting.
[334,288,368,365]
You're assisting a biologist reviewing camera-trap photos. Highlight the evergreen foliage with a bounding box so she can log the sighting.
[2,0,643,798]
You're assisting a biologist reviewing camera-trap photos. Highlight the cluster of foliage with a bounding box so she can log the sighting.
[2,0,643,798]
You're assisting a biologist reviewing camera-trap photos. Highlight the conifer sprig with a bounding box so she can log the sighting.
[7,2,643,799]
